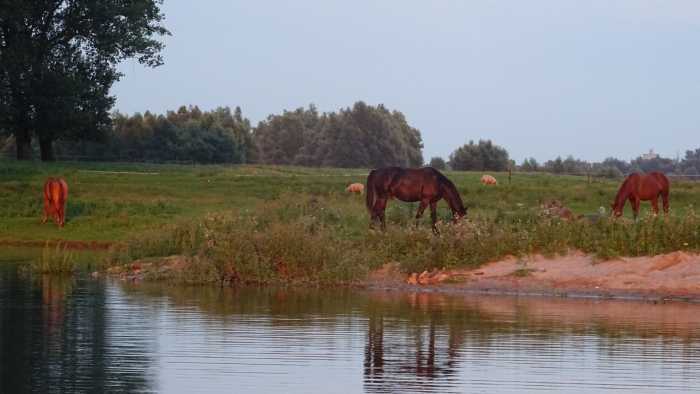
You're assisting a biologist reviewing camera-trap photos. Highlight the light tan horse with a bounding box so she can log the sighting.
[42,178,68,227]
[480,174,497,185]
[346,183,365,194]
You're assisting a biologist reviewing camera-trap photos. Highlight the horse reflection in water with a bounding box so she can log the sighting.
[40,275,72,334]
[364,293,468,392]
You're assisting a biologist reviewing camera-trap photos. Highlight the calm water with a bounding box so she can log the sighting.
[2,267,700,393]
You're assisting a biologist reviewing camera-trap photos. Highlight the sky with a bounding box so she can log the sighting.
[112,0,700,163]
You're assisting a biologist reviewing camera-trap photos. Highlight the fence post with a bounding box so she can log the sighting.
[508,166,512,185]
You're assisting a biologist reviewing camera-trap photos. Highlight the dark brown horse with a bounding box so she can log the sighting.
[42,177,68,227]
[611,172,669,219]
[365,167,467,232]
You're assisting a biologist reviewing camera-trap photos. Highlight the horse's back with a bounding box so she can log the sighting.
[647,172,670,192]
[44,178,68,204]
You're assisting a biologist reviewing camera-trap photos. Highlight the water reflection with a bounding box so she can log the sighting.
[3,266,700,393]
[0,269,155,393]
[121,284,700,393]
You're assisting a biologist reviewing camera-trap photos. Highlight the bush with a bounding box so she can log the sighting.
[428,157,447,170]
[105,193,700,285]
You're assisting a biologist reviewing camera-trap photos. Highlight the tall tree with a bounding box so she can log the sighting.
[449,140,509,171]
[0,1,169,160]
[428,156,447,170]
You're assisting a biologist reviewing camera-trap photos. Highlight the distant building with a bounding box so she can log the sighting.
[641,149,658,161]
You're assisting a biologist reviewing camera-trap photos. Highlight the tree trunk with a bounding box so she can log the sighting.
[15,129,32,160]
[39,137,55,161]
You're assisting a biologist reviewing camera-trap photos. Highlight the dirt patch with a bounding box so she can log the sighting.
[390,250,700,301]
[0,239,114,250]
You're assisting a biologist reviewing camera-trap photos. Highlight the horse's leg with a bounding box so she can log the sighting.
[631,197,640,220]
[651,196,659,217]
[415,200,428,228]
[41,204,49,224]
[58,203,65,227]
[373,198,388,231]
[430,201,439,235]
[662,191,670,214]
[42,192,50,224]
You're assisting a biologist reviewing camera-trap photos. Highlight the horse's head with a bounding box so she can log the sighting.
[453,207,467,221]
[610,203,623,218]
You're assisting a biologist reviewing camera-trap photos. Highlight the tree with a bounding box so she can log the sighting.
[428,157,447,170]
[544,156,565,174]
[630,155,676,174]
[520,157,539,172]
[600,157,630,174]
[448,140,509,171]
[0,1,169,160]
[253,101,423,168]
[57,106,252,164]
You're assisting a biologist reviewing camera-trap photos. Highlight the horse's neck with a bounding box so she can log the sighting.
[617,178,637,203]
[441,184,461,213]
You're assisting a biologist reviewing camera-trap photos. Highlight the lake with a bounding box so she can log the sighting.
[2,265,700,393]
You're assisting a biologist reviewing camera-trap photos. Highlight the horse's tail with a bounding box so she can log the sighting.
[365,170,376,213]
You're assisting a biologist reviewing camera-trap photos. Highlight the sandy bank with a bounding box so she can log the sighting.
[372,251,700,302]
[103,250,700,302]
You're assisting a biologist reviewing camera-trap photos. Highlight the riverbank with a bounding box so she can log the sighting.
[103,250,700,302]
[367,251,700,302]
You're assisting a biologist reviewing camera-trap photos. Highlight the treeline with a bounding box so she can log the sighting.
[50,106,255,163]
[428,140,700,177]
[2,101,424,167]
[254,102,423,168]
[517,151,700,177]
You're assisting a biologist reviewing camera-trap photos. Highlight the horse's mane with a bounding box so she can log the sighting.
[613,173,637,208]
[433,170,466,215]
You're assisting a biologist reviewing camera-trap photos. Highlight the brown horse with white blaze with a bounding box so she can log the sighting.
[365,167,467,232]
[611,172,669,219]
[42,178,69,227]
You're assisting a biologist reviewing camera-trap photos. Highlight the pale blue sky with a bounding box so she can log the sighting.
[113,1,700,163]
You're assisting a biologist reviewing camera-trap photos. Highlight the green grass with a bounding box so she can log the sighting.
[2,160,700,284]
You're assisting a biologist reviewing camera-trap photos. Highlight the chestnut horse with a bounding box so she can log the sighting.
[42,178,68,227]
[611,172,669,219]
[366,167,467,232]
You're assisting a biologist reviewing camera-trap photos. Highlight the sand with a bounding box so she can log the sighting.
[374,251,700,302]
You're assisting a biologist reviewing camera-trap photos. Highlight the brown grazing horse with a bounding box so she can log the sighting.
[42,178,69,227]
[365,167,467,232]
[611,172,669,219]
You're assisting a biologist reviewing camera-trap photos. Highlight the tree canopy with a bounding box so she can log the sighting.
[428,156,447,170]
[0,0,169,160]
[448,140,510,171]
[57,106,252,164]
[253,101,424,168]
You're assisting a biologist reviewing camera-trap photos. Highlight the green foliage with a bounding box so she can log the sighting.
[0,0,169,160]
[4,161,700,286]
[104,196,700,285]
[449,140,510,171]
[254,101,424,168]
[595,166,623,179]
[429,157,447,170]
[30,242,77,274]
[520,157,539,172]
[58,106,252,164]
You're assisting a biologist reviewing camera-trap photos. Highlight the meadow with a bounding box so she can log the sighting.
[1,160,699,284]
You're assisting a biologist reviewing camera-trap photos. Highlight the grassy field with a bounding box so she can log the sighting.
[2,160,700,283]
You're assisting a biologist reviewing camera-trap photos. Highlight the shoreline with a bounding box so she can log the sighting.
[364,250,700,303]
[99,250,700,303]
[0,239,114,250]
